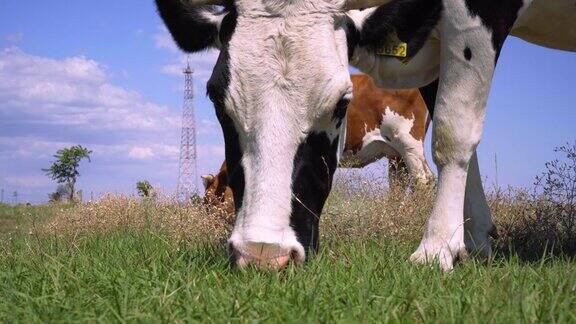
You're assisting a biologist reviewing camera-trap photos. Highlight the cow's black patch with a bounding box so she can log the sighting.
[290,132,339,255]
[358,0,442,59]
[464,47,472,61]
[465,0,524,60]
[419,79,439,118]
[207,7,243,212]
[332,98,350,128]
[215,109,245,213]
[207,7,237,107]
[155,0,224,52]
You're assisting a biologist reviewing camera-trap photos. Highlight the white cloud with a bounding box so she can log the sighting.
[0,47,179,132]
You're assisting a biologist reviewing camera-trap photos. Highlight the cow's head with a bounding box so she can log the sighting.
[157,0,391,269]
[202,162,235,214]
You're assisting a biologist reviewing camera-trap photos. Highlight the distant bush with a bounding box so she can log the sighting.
[495,143,576,260]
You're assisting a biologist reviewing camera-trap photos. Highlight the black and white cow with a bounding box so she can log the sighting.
[156,0,576,271]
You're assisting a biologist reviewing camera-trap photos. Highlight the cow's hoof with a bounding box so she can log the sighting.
[410,241,467,272]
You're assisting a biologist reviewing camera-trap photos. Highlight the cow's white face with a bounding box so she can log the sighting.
[156,0,391,268]
[210,1,352,267]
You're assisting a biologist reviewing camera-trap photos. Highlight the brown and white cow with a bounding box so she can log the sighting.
[202,74,434,212]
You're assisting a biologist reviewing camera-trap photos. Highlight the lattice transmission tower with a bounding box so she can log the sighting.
[176,59,198,201]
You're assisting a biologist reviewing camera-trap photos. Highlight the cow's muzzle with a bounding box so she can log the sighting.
[229,241,306,270]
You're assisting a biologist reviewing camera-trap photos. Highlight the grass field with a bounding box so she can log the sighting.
[0,177,575,322]
[1,230,575,322]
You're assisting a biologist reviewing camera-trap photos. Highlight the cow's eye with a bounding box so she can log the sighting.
[333,94,351,121]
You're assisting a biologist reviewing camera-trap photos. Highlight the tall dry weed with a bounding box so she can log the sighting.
[40,194,231,243]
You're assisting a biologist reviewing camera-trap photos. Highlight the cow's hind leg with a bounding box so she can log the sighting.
[410,1,503,271]
[464,152,496,258]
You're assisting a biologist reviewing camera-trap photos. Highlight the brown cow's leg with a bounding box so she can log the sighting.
[420,155,436,186]
[391,136,433,189]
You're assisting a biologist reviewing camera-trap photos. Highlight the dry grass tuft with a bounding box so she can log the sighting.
[491,144,576,260]
[40,194,232,243]
[491,187,576,261]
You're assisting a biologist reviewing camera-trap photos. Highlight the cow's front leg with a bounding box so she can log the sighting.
[410,3,500,271]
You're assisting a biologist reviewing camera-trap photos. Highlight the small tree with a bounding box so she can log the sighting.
[136,180,154,198]
[44,145,92,202]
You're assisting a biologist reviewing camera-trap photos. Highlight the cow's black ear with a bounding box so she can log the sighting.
[344,16,360,60]
[156,0,226,53]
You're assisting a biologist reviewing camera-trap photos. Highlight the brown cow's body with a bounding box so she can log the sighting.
[342,74,434,189]
[203,74,434,211]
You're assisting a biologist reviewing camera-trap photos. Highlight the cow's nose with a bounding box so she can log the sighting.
[230,242,298,270]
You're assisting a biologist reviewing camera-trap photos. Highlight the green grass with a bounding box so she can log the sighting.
[1,229,575,322]
[0,203,61,235]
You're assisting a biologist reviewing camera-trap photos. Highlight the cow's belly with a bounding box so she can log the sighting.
[340,128,399,168]
[512,0,576,52]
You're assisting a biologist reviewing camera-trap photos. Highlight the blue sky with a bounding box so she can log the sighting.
[0,1,575,204]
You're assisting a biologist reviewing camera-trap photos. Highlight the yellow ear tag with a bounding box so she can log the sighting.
[376,30,408,58]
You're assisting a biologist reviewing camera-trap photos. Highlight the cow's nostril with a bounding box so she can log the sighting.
[231,242,296,270]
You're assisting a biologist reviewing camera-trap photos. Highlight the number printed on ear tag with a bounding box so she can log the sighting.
[376,31,408,58]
